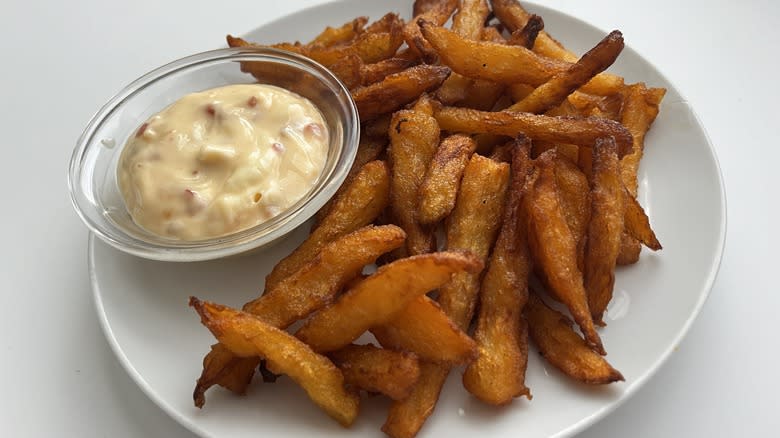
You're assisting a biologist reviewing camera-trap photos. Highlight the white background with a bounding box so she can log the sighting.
[1,0,778,436]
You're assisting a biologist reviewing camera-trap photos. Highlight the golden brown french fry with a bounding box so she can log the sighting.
[190,298,360,427]
[389,107,441,256]
[440,154,510,329]
[353,28,405,64]
[329,344,420,401]
[326,52,364,89]
[363,113,392,138]
[524,152,604,354]
[526,293,623,384]
[192,225,405,407]
[352,65,451,121]
[568,91,624,121]
[623,185,662,250]
[372,295,477,364]
[620,83,666,197]
[554,154,591,271]
[312,138,387,226]
[296,252,482,353]
[463,137,533,405]
[404,0,459,63]
[307,17,368,48]
[434,105,634,156]
[417,134,477,225]
[265,160,390,290]
[435,0,490,104]
[489,0,624,95]
[617,233,642,265]
[360,58,418,86]
[366,12,404,34]
[508,30,624,114]
[584,137,624,325]
[506,13,543,48]
[382,362,449,438]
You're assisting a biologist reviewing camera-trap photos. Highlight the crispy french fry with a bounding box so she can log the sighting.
[329,344,420,401]
[584,137,624,325]
[440,154,510,329]
[554,154,591,271]
[372,295,477,364]
[382,362,449,438]
[506,13,543,48]
[366,12,404,34]
[568,91,624,121]
[622,185,662,250]
[353,28,405,64]
[389,107,441,256]
[417,134,477,224]
[524,152,604,354]
[352,65,451,121]
[526,293,623,384]
[434,105,633,156]
[508,30,624,114]
[363,113,392,138]
[296,252,482,352]
[489,0,624,95]
[193,225,405,407]
[190,298,360,427]
[463,137,533,405]
[265,160,390,290]
[326,52,364,89]
[313,138,387,226]
[360,58,418,86]
[617,233,642,265]
[404,0,458,62]
[620,83,666,197]
[307,17,368,48]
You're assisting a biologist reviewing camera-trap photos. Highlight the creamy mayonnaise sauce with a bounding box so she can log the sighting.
[117,84,329,240]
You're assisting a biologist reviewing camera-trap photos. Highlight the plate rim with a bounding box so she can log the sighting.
[88,1,728,437]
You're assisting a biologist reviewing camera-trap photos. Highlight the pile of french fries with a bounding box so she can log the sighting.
[190,0,665,436]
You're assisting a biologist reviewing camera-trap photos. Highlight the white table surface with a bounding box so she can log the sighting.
[2,0,777,436]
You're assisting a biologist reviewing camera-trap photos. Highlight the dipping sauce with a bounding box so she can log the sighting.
[117,84,329,240]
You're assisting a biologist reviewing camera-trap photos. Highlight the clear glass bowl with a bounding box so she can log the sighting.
[68,47,359,261]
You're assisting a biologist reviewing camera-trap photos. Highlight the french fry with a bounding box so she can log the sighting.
[388,107,441,256]
[524,152,604,354]
[352,28,405,64]
[617,233,642,265]
[463,137,533,405]
[366,12,404,34]
[325,52,364,89]
[382,362,450,438]
[623,185,662,250]
[433,105,634,156]
[352,65,451,121]
[417,134,477,225]
[296,252,482,352]
[363,113,392,138]
[372,295,477,364]
[264,160,390,290]
[554,154,591,271]
[190,298,360,427]
[312,138,387,226]
[307,17,368,48]
[506,13,543,48]
[620,83,666,197]
[404,0,459,63]
[489,0,625,95]
[526,293,623,384]
[440,154,510,329]
[507,30,624,114]
[329,344,420,401]
[360,58,418,86]
[193,225,405,407]
[584,137,624,325]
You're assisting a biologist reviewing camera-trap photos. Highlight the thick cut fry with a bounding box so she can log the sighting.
[620,83,666,197]
[352,65,451,121]
[508,30,624,114]
[584,137,624,325]
[554,154,591,271]
[353,29,405,64]
[382,362,449,438]
[489,0,624,95]
[307,17,368,48]
[617,232,642,265]
[506,14,543,48]
[404,0,458,62]
[264,160,390,290]
[296,252,482,352]
[327,53,363,89]
[463,138,533,405]
[193,225,405,407]
[440,154,510,329]
[526,293,623,384]
[360,58,418,86]
[190,298,360,426]
[313,139,387,226]
[524,153,604,354]
[372,295,477,364]
[389,108,441,256]
[434,105,633,156]
[568,91,624,121]
[435,0,490,104]
[329,344,420,401]
[623,186,662,250]
[417,134,477,224]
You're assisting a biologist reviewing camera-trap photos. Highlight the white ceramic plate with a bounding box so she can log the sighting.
[90,1,726,437]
